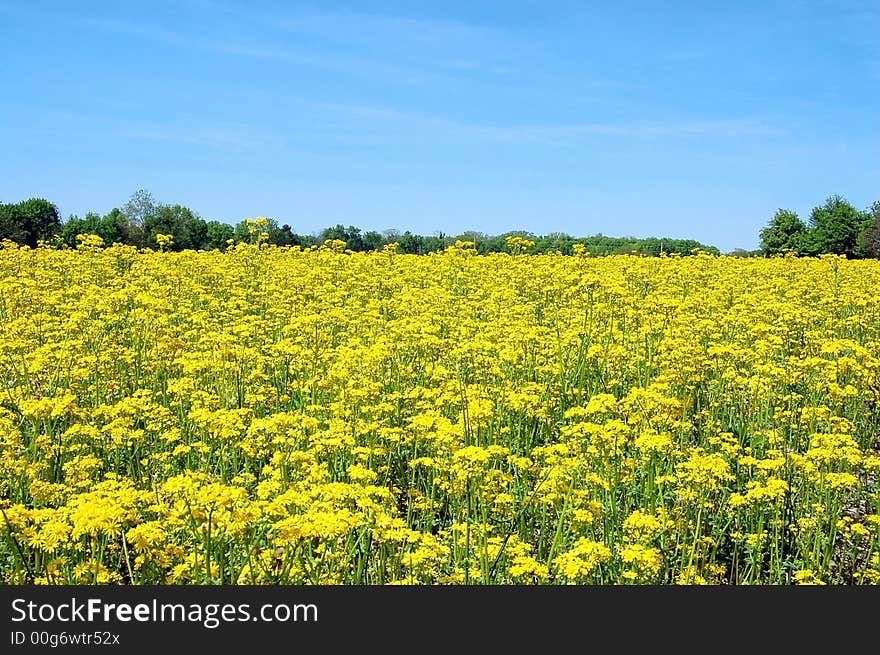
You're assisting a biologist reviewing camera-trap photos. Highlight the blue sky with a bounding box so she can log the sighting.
[1,0,877,251]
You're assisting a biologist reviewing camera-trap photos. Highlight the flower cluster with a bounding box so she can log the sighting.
[1,243,879,585]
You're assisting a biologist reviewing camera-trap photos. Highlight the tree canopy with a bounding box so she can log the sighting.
[1,189,725,256]
[0,198,61,247]
[759,209,806,255]
[7,189,879,258]
[759,196,875,258]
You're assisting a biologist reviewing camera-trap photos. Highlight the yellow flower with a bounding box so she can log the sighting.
[793,569,825,585]
[553,539,612,582]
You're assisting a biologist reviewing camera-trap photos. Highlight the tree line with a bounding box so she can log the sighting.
[0,189,720,256]
[758,195,880,258]
[5,190,879,258]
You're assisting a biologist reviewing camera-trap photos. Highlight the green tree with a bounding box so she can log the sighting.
[319,224,365,250]
[120,189,160,247]
[535,232,574,254]
[122,189,158,228]
[98,208,133,245]
[205,220,234,249]
[0,202,29,244]
[396,230,424,254]
[233,217,303,246]
[143,204,209,251]
[362,230,386,251]
[62,208,132,247]
[856,200,880,258]
[270,223,298,246]
[421,234,448,253]
[61,212,99,247]
[233,219,251,243]
[759,209,806,255]
[0,198,61,247]
[807,195,871,257]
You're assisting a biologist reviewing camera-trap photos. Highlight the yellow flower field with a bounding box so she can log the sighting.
[1,240,879,585]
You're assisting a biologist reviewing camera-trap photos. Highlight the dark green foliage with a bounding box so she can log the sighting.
[535,232,576,255]
[0,187,729,256]
[807,195,871,257]
[143,204,209,251]
[390,230,450,254]
[759,209,806,255]
[205,220,234,249]
[394,230,424,254]
[8,189,880,259]
[362,230,386,251]
[319,224,365,251]
[61,209,133,247]
[232,217,309,246]
[0,198,61,247]
[24,188,867,258]
[573,235,715,256]
[0,203,29,244]
[270,224,296,246]
[855,201,880,259]
[232,219,251,244]
[61,212,100,247]
[100,208,134,245]
[758,196,877,258]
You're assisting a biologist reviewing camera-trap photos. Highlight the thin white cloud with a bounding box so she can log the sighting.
[7,108,270,151]
[181,0,526,71]
[278,8,511,51]
[75,5,626,96]
[313,102,786,145]
[75,16,427,83]
[110,119,266,149]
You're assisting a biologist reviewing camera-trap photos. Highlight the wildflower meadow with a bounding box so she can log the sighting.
[1,239,878,585]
